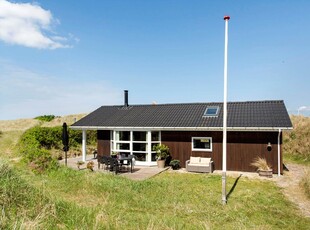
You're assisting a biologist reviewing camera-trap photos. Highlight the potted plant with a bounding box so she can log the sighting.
[76,161,84,170]
[153,144,169,168]
[251,157,273,178]
[86,161,95,171]
[111,151,118,158]
[169,159,180,170]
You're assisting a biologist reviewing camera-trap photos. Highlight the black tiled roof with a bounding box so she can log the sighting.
[71,100,292,130]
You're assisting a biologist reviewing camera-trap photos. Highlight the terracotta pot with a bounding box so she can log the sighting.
[157,160,165,168]
[259,169,273,178]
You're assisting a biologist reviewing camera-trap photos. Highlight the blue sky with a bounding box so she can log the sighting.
[0,0,309,120]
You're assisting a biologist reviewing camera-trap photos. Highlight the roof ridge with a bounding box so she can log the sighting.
[99,100,284,108]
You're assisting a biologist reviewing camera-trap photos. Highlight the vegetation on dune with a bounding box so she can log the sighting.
[1,161,310,229]
[1,114,310,228]
[18,126,96,173]
[0,161,96,229]
[34,115,56,122]
[300,169,310,199]
[283,115,310,164]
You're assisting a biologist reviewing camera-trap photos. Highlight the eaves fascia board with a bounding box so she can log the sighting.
[70,126,293,131]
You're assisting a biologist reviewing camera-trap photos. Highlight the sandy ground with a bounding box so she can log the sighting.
[275,163,310,218]
[0,119,41,132]
[0,114,87,132]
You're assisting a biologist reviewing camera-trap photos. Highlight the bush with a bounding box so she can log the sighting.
[18,126,97,172]
[34,115,56,122]
[19,126,97,150]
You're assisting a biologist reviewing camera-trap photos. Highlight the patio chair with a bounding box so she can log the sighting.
[119,155,135,172]
[110,157,120,174]
[98,156,111,170]
[102,156,111,171]
[97,156,103,169]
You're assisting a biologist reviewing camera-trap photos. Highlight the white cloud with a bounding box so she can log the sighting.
[298,106,310,111]
[0,0,72,49]
[0,62,121,120]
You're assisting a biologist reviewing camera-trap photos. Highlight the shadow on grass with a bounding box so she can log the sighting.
[227,174,242,202]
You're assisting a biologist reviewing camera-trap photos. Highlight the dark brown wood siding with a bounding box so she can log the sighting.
[161,131,282,174]
[97,130,111,157]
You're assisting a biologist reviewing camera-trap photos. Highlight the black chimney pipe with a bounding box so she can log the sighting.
[124,90,129,107]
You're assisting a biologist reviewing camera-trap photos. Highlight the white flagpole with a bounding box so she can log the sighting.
[222,15,230,205]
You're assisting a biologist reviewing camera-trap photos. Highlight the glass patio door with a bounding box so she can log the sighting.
[111,130,160,165]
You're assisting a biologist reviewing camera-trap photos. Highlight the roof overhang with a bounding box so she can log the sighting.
[70,126,293,132]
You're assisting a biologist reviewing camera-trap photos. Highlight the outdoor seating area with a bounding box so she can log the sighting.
[186,156,213,173]
[97,155,135,174]
[59,155,168,180]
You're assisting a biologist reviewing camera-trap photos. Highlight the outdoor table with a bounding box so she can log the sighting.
[118,156,133,173]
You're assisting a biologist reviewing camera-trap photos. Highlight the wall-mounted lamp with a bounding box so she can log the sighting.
[267,142,272,151]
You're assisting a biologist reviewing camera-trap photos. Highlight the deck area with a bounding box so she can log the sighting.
[59,156,169,181]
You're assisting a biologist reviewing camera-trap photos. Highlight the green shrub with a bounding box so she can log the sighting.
[18,126,97,172]
[19,127,60,172]
[34,115,55,122]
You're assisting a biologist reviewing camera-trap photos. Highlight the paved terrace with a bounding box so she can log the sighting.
[59,155,169,181]
[59,155,279,181]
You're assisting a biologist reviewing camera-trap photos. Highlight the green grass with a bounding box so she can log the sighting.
[1,115,310,229]
[2,161,309,229]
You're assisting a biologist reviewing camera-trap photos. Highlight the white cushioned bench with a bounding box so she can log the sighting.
[186,156,213,173]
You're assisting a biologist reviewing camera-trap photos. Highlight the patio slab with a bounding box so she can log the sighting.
[59,156,169,181]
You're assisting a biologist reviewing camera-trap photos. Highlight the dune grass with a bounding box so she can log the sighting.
[0,130,24,159]
[1,161,309,230]
[283,115,310,164]
[1,115,310,229]
[300,168,310,199]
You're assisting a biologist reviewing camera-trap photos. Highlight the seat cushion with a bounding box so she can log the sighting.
[190,156,201,164]
[200,157,211,164]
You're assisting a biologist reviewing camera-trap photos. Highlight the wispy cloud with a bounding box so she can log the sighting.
[0,61,121,120]
[298,106,310,111]
[0,0,74,49]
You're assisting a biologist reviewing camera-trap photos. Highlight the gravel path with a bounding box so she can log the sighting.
[275,163,310,218]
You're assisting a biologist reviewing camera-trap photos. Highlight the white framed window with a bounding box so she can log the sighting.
[111,130,161,163]
[192,137,212,151]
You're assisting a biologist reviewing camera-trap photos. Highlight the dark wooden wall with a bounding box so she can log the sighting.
[97,130,110,157]
[96,130,283,174]
[161,131,282,174]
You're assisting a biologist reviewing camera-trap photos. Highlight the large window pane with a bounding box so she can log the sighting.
[151,152,157,161]
[116,131,130,141]
[116,143,130,150]
[133,131,147,141]
[133,143,147,151]
[151,132,159,141]
[133,152,147,161]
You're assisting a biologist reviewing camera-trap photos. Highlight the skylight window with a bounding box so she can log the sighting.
[203,106,220,117]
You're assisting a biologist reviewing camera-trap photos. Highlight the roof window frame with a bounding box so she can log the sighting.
[203,106,220,117]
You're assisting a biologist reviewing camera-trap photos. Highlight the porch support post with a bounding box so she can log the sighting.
[278,129,281,176]
[82,130,87,162]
